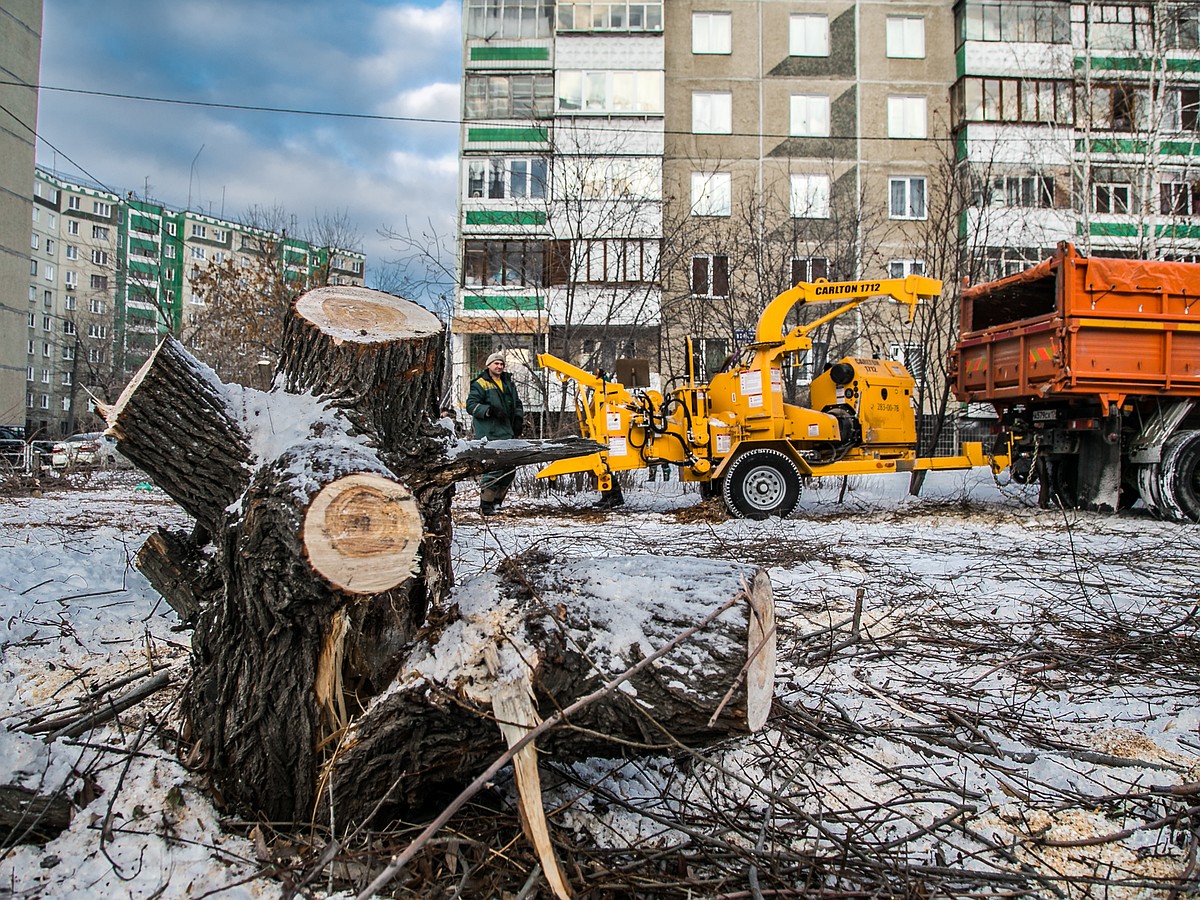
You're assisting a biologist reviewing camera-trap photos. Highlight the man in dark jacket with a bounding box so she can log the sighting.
[466,351,525,516]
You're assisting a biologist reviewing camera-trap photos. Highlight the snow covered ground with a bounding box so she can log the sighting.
[1,469,1197,897]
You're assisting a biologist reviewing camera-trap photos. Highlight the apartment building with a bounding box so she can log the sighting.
[953,1,1200,278]
[454,0,951,406]
[26,168,365,438]
[455,0,666,411]
[454,0,1200,416]
[0,0,43,431]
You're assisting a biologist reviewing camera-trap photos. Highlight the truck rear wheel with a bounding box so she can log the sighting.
[1156,430,1200,523]
[722,449,802,520]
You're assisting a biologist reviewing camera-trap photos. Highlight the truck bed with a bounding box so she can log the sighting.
[954,243,1200,403]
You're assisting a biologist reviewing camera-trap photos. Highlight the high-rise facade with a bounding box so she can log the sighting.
[452,1,1200,412]
[27,168,366,438]
[0,0,43,432]
[953,1,1200,277]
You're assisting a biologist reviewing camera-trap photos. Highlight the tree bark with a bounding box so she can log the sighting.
[320,553,775,822]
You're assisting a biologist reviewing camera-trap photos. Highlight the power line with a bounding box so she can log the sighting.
[0,98,116,194]
[3,77,1114,146]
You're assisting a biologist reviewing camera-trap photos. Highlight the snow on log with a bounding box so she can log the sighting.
[319,553,776,822]
[102,336,254,534]
[280,287,444,454]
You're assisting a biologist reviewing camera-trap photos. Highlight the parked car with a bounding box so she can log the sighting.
[51,432,132,469]
[0,425,26,471]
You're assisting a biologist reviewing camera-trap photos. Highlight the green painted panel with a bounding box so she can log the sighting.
[956,45,965,79]
[470,46,549,61]
[1089,222,1138,237]
[1076,56,1200,73]
[467,126,549,143]
[1156,223,1200,240]
[465,209,547,226]
[463,295,544,311]
[1077,137,1200,157]
[128,260,157,275]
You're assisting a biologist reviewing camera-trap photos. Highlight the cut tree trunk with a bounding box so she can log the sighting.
[320,552,775,823]
[104,288,608,822]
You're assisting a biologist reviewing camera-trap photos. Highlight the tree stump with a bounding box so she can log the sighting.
[104,289,614,822]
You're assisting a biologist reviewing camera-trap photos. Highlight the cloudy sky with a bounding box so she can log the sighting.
[35,0,462,290]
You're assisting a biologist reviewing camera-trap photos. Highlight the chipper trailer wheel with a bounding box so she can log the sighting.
[722,448,803,520]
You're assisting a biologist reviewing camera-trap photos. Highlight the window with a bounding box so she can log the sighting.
[65,295,76,310]
[43,238,54,254]
[1160,179,1200,216]
[64,270,78,288]
[691,255,729,297]
[88,324,107,339]
[27,340,35,354]
[44,264,55,282]
[43,290,51,306]
[191,246,207,260]
[462,239,568,287]
[30,260,37,276]
[40,368,50,384]
[576,239,660,283]
[43,342,51,358]
[28,313,34,328]
[790,94,830,137]
[28,286,35,302]
[91,250,109,265]
[62,372,72,386]
[214,251,226,265]
[691,172,732,216]
[695,338,729,380]
[93,201,111,217]
[888,259,926,278]
[954,77,1073,126]
[692,91,732,134]
[30,233,39,249]
[1176,88,1200,131]
[555,70,663,115]
[1166,5,1200,49]
[167,222,177,236]
[67,220,79,235]
[40,394,49,410]
[789,14,829,56]
[26,366,33,381]
[192,224,207,239]
[164,244,177,259]
[63,320,76,335]
[65,245,78,260]
[889,176,927,219]
[89,298,106,314]
[92,225,109,240]
[90,274,108,290]
[791,256,829,284]
[557,0,662,31]
[1073,3,1152,50]
[1005,175,1055,208]
[790,174,830,218]
[1093,182,1131,214]
[887,17,925,58]
[63,345,75,360]
[960,2,1069,43]
[889,342,925,383]
[42,315,51,331]
[888,96,927,138]
[67,196,80,210]
[692,12,731,54]
[464,0,553,38]
[213,229,228,243]
[465,74,555,119]
[89,348,104,363]
[557,157,659,200]
[465,157,548,199]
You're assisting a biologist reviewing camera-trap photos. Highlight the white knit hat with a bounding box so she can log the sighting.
[485,351,505,366]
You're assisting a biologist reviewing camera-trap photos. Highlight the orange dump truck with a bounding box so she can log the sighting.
[953,242,1200,521]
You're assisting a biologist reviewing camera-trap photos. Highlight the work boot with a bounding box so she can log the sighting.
[480,500,497,516]
[593,491,624,509]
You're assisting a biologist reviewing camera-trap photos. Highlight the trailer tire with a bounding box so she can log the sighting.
[1156,430,1200,523]
[722,449,802,520]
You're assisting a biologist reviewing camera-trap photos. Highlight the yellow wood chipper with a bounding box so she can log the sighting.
[537,275,1009,518]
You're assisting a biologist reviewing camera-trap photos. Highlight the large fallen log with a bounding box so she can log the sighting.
[320,552,776,823]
